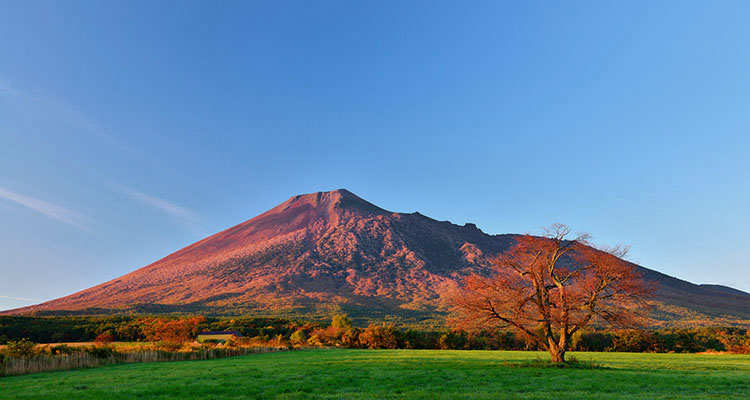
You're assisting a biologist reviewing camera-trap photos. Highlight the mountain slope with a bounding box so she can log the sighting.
[5,189,749,325]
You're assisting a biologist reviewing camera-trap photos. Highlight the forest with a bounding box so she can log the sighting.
[1,315,748,354]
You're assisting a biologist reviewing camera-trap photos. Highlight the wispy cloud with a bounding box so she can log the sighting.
[0,187,89,229]
[118,187,200,226]
[0,78,169,172]
[0,294,41,302]
[0,79,41,102]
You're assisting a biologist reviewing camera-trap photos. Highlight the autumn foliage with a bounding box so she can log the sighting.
[137,316,206,346]
[93,332,114,344]
[358,324,399,349]
[449,224,654,362]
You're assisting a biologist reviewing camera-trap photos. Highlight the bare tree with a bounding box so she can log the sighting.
[449,224,653,363]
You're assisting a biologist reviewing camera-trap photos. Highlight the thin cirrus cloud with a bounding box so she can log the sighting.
[0,187,89,229]
[0,294,41,302]
[118,186,200,226]
[0,78,163,169]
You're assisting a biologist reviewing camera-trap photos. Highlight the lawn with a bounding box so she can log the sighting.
[1,349,748,399]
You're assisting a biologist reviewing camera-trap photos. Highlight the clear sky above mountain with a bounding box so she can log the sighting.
[1,1,749,310]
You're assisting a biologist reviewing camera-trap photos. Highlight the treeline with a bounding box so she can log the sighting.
[0,315,298,344]
[294,321,750,354]
[1,315,748,354]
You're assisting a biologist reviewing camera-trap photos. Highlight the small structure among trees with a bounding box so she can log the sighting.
[449,224,653,363]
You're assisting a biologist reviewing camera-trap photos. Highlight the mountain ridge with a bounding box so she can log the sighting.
[4,189,749,325]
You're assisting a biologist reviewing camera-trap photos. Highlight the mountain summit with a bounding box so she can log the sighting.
[6,189,749,325]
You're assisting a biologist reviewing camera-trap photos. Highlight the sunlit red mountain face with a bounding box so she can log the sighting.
[5,189,749,325]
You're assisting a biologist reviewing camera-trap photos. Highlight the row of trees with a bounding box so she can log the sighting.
[0,315,298,344]
[284,319,749,354]
[3,316,748,355]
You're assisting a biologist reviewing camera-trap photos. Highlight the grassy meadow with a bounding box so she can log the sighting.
[2,349,749,399]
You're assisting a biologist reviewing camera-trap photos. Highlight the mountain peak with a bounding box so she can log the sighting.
[282,189,388,214]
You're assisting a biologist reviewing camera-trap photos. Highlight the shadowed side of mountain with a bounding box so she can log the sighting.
[699,284,750,297]
[636,267,750,320]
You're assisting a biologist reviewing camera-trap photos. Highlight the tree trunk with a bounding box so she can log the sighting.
[554,329,569,363]
[547,338,566,363]
[549,347,565,363]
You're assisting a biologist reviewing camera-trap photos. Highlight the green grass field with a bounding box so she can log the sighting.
[1,349,748,399]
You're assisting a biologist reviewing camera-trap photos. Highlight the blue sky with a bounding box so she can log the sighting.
[1,1,749,311]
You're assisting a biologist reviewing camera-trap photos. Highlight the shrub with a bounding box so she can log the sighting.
[359,324,399,349]
[6,338,37,357]
[717,329,750,354]
[50,344,77,355]
[609,330,655,352]
[289,329,308,346]
[331,314,352,330]
[309,325,348,346]
[269,334,290,348]
[489,330,526,350]
[401,329,439,349]
[94,332,115,344]
[439,332,468,350]
[341,327,361,348]
[85,345,116,359]
[138,316,206,344]
[571,330,614,352]
[156,341,183,352]
[307,333,323,346]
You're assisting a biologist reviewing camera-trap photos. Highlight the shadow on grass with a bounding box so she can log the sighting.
[504,356,608,369]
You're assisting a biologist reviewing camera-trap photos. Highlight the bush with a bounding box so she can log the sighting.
[359,324,399,349]
[717,329,750,354]
[289,329,308,346]
[84,345,116,359]
[341,328,361,348]
[156,341,183,352]
[308,325,349,346]
[94,332,115,344]
[138,316,205,344]
[609,330,654,352]
[50,344,77,355]
[571,330,614,352]
[269,334,290,348]
[5,338,37,357]
[331,314,352,330]
[439,332,468,350]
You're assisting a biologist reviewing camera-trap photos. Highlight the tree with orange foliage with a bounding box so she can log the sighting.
[449,224,653,363]
[138,316,206,346]
[93,332,114,344]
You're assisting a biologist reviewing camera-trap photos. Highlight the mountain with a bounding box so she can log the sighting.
[4,189,749,326]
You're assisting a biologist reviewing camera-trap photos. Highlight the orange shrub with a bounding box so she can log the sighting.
[138,316,206,344]
[94,332,115,344]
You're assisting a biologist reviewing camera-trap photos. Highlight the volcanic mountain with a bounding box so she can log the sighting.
[5,189,749,325]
